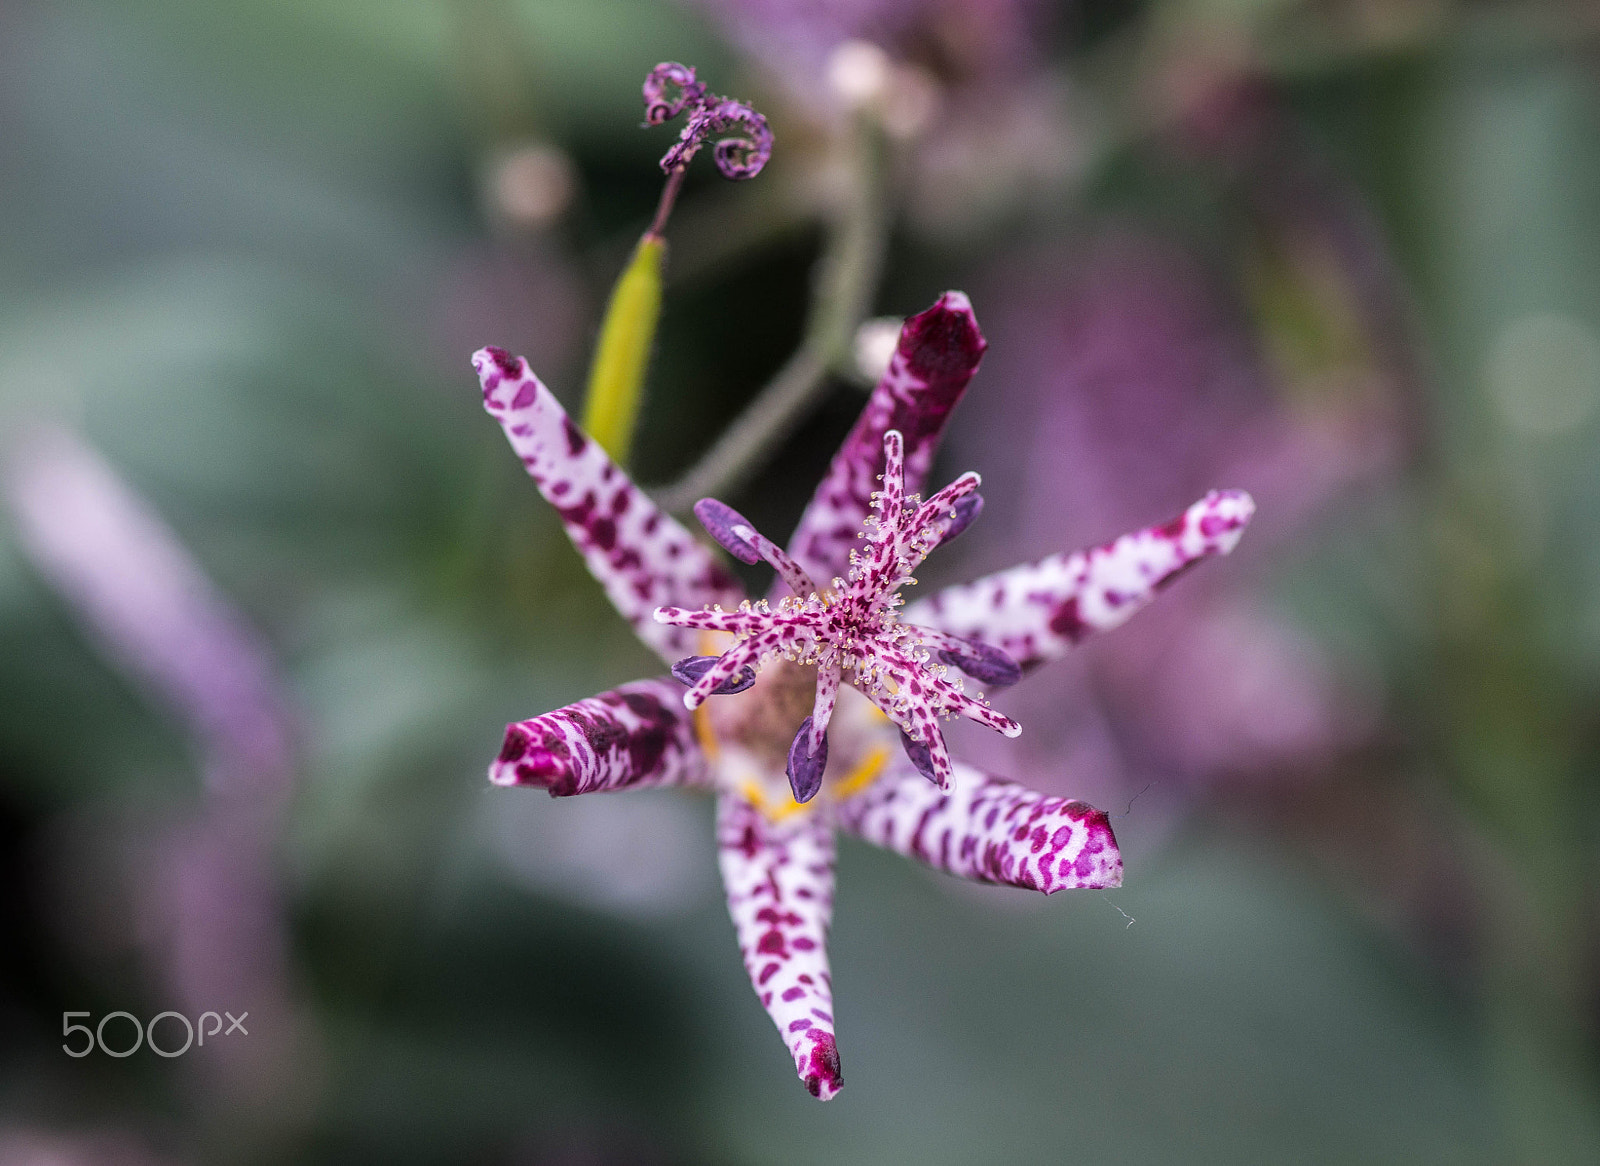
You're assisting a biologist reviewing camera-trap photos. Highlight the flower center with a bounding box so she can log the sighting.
[656,428,1020,802]
[701,657,893,819]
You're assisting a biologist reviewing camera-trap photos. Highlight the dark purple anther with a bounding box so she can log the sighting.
[786,717,828,804]
[941,492,984,544]
[938,637,1021,688]
[694,498,761,563]
[671,655,757,694]
[899,730,937,784]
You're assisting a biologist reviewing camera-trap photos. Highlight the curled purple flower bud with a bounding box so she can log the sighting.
[786,716,828,804]
[694,498,762,563]
[937,637,1021,688]
[899,729,936,784]
[940,492,984,544]
[671,654,757,694]
[643,62,706,126]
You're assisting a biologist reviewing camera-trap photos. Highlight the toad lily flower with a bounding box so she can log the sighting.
[472,292,1254,1100]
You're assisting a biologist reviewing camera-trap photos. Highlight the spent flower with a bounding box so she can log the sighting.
[644,61,773,186]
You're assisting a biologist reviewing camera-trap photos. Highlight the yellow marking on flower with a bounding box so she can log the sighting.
[740,779,811,822]
[831,743,889,800]
[582,234,665,464]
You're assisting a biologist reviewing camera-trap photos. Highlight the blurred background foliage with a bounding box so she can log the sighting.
[2,0,1600,1162]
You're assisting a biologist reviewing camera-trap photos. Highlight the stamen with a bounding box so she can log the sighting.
[787,716,828,804]
[809,661,842,751]
[935,637,1021,688]
[898,729,936,784]
[671,654,757,694]
[694,498,761,563]
[728,521,818,599]
[940,492,983,544]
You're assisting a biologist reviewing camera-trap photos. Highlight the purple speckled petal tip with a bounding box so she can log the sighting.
[836,760,1124,893]
[474,347,743,663]
[787,292,988,585]
[906,488,1256,671]
[785,716,828,804]
[490,678,711,795]
[671,654,757,694]
[717,794,842,1100]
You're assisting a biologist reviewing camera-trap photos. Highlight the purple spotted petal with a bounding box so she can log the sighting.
[786,292,987,585]
[670,654,757,694]
[717,793,842,1101]
[693,497,761,563]
[474,347,744,664]
[490,678,710,795]
[785,716,828,804]
[936,637,1021,688]
[904,488,1256,671]
[835,760,1124,893]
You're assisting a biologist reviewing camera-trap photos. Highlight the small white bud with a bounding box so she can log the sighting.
[852,316,903,384]
[827,40,892,108]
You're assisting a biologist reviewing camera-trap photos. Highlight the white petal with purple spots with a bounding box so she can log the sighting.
[491,678,710,795]
[717,794,843,1100]
[474,347,743,662]
[786,292,987,584]
[906,489,1255,671]
[836,760,1123,893]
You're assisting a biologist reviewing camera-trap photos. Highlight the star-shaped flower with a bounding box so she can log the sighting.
[473,292,1253,1100]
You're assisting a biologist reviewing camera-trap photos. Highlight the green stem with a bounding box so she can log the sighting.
[655,113,888,512]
